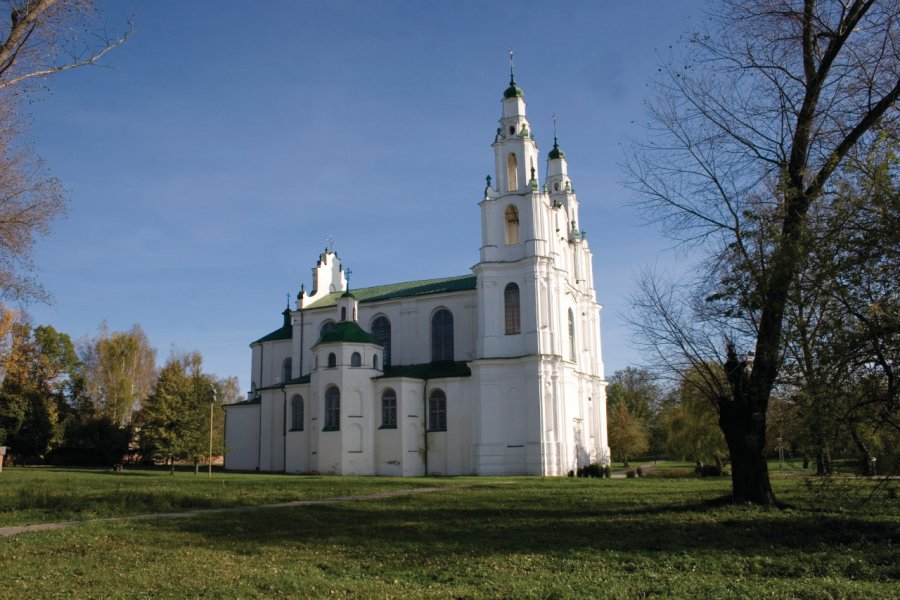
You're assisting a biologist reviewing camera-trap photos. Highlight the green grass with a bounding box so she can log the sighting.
[0,466,454,527]
[1,469,898,598]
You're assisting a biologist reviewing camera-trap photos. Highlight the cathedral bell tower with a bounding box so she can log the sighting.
[480,60,543,265]
[475,59,551,359]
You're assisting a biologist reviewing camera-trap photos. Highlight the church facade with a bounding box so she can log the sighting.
[224,74,610,476]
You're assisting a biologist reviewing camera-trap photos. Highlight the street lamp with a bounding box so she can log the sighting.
[208,387,217,478]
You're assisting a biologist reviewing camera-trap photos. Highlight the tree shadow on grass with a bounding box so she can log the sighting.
[142,492,900,582]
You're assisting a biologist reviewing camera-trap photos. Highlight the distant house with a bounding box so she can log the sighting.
[224,74,610,476]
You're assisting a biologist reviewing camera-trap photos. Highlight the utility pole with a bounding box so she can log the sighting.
[209,387,217,478]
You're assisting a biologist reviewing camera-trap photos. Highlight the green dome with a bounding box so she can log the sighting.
[340,290,356,299]
[548,139,566,160]
[314,321,381,346]
[503,74,523,99]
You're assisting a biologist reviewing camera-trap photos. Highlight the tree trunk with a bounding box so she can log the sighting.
[815,448,832,476]
[718,397,776,504]
[849,429,872,476]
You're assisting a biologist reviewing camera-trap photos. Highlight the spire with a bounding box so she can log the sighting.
[503,48,524,99]
[548,113,566,159]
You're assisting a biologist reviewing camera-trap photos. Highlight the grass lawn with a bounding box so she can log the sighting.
[0,468,898,598]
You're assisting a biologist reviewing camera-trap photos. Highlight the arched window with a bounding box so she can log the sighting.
[290,395,304,431]
[431,309,454,362]
[373,354,379,369]
[381,388,397,428]
[327,352,336,368]
[504,205,519,245]
[428,389,447,432]
[324,386,340,430]
[282,357,292,382]
[507,153,518,192]
[351,352,361,367]
[340,307,347,321]
[320,320,335,338]
[504,283,521,335]
[371,316,391,368]
[568,308,576,361]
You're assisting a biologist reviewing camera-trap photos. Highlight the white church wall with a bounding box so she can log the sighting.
[224,404,260,470]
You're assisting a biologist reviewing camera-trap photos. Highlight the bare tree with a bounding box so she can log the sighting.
[0,1,130,303]
[628,1,900,504]
[0,0,131,90]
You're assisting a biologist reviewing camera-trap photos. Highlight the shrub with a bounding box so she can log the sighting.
[626,470,637,478]
[603,465,612,478]
[697,465,723,477]
[636,466,644,477]
[568,470,574,478]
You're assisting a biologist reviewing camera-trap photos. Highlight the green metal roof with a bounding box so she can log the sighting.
[304,274,476,310]
[255,374,311,391]
[252,323,292,345]
[314,321,381,346]
[379,361,472,380]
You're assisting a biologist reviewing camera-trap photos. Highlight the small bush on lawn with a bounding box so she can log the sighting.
[626,470,637,478]
[604,465,612,478]
[575,463,605,478]
[636,466,644,477]
[697,465,724,477]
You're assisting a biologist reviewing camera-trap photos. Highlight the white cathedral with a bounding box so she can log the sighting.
[224,71,611,476]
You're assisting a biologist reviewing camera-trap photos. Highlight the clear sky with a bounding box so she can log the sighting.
[24,0,707,391]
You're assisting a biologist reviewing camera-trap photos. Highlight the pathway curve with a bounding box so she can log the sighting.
[0,485,470,538]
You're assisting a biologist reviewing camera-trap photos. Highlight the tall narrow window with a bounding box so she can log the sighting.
[351,352,361,367]
[428,389,447,431]
[504,205,519,245]
[320,320,335,338]
[371,316,391,368]
[290,395,304,431]
[324,386,340,430]
[507,153,518,192]
[431,309,454,362]
[327,352,336,368]
[282,357,292,382]
[568,308,576,361]
[381,389,397,428]
[504,283,521,335]
[340,307,347,321]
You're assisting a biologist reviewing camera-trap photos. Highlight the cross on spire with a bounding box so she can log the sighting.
[345,267,353,288]
[553,112,558,144]
[508,47,515,84]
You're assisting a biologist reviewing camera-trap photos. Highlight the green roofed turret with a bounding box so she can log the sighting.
[314,320,381,346]
[548,138,565,160]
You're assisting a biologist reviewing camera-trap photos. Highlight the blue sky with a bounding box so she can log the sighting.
[25,0,707,391]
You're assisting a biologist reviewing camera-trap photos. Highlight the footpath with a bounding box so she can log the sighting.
[0,485,454,538]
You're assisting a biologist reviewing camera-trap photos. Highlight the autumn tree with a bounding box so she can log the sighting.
[79,323,156,425]
[628,0,900,504]
[0,319,77,461]
[606,367,665,454]
[607,404,649,466]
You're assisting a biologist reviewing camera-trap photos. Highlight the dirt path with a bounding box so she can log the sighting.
[0,485,458,538]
